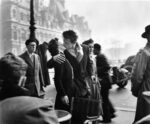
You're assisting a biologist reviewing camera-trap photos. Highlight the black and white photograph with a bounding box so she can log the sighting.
[0,0,150,124]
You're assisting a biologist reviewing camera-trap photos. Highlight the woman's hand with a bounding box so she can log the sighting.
[61,95,69,105]
[53,53,65,64]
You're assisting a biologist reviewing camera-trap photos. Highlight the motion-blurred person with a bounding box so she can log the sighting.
[47,38,75,112]
[20,38,45,98]
[94,43,115,123]
[131,25,150,124]
[0,53,30,100]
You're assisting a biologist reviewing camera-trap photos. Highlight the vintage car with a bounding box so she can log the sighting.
[110,55,135,88]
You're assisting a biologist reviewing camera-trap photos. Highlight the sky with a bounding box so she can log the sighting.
[65,0,150,55]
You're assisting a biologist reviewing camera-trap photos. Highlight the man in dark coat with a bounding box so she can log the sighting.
[37,42,50,86]
[94,43,115,123]
[20,39,45,97]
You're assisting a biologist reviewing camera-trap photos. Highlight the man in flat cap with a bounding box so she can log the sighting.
[131,25,150,124]
[20,39,45,97]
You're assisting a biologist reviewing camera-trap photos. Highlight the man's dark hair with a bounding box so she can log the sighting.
[25,38,39,46]
[82,39,94,45]
[94,43,101,51]
[62,30,78,44]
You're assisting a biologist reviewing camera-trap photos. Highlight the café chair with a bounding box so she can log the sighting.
[55,109,72,124]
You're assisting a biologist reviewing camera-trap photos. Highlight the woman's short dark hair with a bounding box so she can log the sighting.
[25,38,39,46]
[48,38,59,56]
[82,39,94,45]
[62,30,78,44]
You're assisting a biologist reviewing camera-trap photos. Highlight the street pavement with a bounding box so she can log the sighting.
[44,80,136,124]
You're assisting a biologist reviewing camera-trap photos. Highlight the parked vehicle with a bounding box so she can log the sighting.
[120,55,135,73]
[110,55,135,88]
[110,66,131,88]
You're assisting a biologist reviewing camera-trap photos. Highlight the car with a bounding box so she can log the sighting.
[110,66,131,88]
[110,55,135,88]
[120,55,135,73]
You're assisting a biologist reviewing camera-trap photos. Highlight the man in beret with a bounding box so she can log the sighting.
[0,96,59,124]
[0,53,59,124]
[20,38,45,97]
[0,53,30,100]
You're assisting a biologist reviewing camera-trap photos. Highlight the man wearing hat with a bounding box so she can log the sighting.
[20,39,45,97]
[131,25,150,124]
[0,96,59,124]
[0,53,59,124]
[0,53,30,100]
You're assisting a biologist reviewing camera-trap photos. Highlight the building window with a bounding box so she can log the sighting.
[21,29,26,41]
[12,9,17,19]
[20,12,24,21]
[12,26,18,40]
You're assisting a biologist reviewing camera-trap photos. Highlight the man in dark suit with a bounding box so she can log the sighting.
[94,43,115,123]
[20,39,45,97]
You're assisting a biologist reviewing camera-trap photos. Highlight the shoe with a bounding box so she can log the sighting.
[111,114,116,118]
[98,119,112,123]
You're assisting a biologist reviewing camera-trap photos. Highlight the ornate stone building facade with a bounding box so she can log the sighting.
[1,0,91,56]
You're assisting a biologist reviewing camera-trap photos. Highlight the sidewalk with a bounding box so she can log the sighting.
[44,84,135,124]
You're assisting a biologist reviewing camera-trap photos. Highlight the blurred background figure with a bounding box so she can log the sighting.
[20,39,45,98]
[94,43,116,123]
[0,53,30,100]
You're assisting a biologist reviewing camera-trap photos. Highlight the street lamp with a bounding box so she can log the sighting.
[29,0,39,45]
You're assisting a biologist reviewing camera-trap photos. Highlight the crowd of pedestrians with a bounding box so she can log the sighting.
[1,25,150,124]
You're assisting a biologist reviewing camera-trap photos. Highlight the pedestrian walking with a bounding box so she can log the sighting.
[94,43,116,123]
